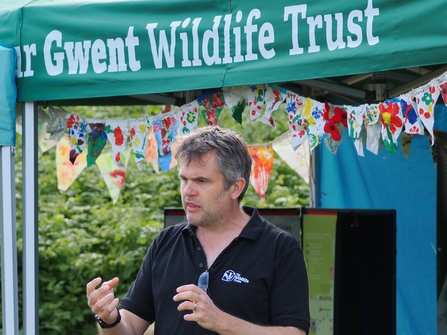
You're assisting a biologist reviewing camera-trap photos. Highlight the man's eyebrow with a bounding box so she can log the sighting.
[179,174,210,181]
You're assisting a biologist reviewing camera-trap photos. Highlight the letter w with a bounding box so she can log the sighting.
[64,41,91,74]
[146,22,181,69]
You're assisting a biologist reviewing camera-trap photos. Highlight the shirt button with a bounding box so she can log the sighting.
[199,263,204,268]
[197,247,202,251]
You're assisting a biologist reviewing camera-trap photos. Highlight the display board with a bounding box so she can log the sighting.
[302,208,396,335]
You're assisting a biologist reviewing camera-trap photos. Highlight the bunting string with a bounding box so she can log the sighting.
[27,70,447,201]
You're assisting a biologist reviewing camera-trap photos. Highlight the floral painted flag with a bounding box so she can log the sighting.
[145,127,160,173]
[414,84,440,140]
[153,113,179,171]
[363,104,381,155]
[284,91,307,150]
[379,98,404,154]
[246,84,265,121]
[105,120,129,167]
[222,86,247,124]
[247,144,274,200]
[433,72,447,106]
[56,136,87,192]
[96,149,130,203]
[66,114,88,164]
[323,102,347,154]
[198,89,225,126]
[178,101,200,135]
[345,105,366,156]
[300,98,325,151]
[47,106,68,140]
[87,122,108,167]
[263,85,287,127]
[129,117,152,171]
[399,93,423,135]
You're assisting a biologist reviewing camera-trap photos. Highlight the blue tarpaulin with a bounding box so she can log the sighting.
[316,103,447,335]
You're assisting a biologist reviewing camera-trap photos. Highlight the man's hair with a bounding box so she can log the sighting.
[174,126,252,202]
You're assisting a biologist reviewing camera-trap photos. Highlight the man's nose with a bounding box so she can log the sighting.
[182,181,197,196]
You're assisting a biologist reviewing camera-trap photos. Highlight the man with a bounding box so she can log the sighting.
[86,126,310,335]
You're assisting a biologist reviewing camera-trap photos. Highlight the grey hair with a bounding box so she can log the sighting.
[174,126,252,202]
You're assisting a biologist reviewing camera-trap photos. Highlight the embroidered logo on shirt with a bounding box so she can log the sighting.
[221,270,249,284]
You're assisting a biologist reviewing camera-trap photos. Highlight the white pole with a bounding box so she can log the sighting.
[23,101,39,335]
[0,145,19,335]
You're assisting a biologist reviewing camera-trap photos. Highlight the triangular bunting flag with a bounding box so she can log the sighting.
[222,86,247,124]
[145,127,160,173]
[67,114,88,164]
[105,120,129,167]
[56,136,87,192]
[129,117,152,171]
[414,83,440,140]
[272,132,309,183]
[178,101,200,135]
[153,113,179,171]
[284,91,307,150]
[399,93,423,135]
[37,106,58,153]
[96,149,131,203]
[246,84,265,121]
[47,106,68,140]
[248,144,274,200]
[379,98,405,154]
[301,97,325,150]
[263,85,287,127]
[198,89,225,126]
[87,122,108,167]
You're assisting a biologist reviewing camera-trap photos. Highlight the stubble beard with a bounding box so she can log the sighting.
[184,190,229,228]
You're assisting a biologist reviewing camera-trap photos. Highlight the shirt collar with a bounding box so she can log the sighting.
[181,206,263,241]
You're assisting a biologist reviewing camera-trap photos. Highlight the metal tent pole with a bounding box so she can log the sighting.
[0,145,19,335]
[22,101,39,335]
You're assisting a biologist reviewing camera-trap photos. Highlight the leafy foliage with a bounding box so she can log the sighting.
[1,104,309,334]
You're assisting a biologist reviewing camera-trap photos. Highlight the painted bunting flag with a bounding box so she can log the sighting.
[198,89,225,126]
[284,91,307,150]
[153,112,179,171]
[178,101,200,135]
[56,136,87,191]
[129,117,152,170]
[87,122,108,167]
[67,114,88,164]
[248,144,274,200]
[263,85,287,128]
[246,84,265,121]
[96,149,130,203]
[105,120,129,167]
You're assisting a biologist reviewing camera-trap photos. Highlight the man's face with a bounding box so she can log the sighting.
[179,151,230,227]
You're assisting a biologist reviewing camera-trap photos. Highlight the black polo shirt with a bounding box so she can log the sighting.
[121,206,310,334]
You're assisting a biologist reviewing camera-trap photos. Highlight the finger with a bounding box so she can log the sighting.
[173,290,201,303]
[86,277,102,298]
[177,300,196,312]
[95,294,119,316]
[176,284,202,294]
[87,283,115,308]
[101,277,120,290]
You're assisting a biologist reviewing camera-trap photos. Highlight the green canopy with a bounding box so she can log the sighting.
[1,0,447,103]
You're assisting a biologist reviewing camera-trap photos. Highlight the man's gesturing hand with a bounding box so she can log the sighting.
[86,277,120,324]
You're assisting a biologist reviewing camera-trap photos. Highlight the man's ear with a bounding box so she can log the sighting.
[229,178,246,200]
